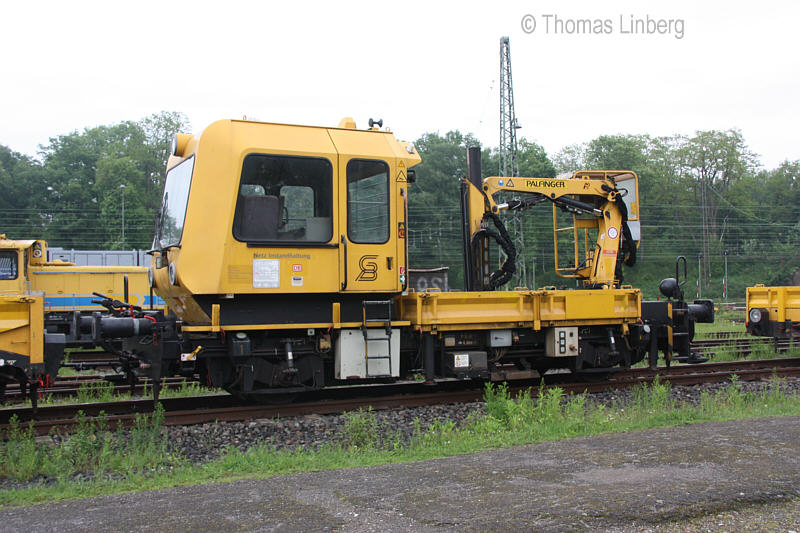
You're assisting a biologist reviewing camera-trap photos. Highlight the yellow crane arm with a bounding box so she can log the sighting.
[463,171,639,288]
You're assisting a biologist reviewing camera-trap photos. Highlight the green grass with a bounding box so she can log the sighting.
[694,308,746,339]
[705,343,800,363]
[158,380,220,399]
[74,381,118,404]
[56,366,83,378]
[2,376,800,508]
[1,405,176,484]
[695,319,745,338]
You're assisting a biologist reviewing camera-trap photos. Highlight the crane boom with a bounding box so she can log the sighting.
[461,147,639,290]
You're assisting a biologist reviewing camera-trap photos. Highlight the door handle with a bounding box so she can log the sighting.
[402,188,409,292]
[341,235,348,290]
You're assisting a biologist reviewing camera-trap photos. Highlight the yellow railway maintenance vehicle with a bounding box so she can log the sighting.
[0,235,164,401]
[94,117,713,400]
[746,285,800,339]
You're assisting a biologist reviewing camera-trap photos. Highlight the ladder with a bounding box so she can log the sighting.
[361,300,393,378]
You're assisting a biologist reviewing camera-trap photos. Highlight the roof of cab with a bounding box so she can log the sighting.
[0,235,36,249]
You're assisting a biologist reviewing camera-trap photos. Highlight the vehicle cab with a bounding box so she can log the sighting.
[151,117,421,327]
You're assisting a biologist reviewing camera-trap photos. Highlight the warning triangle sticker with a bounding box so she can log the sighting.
[506,178,514,187]
[396,170,407,182]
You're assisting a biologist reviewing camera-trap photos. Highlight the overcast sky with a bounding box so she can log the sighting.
[2,0,798,168]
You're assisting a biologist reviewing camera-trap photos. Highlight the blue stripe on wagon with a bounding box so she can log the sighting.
[44,295,166,311]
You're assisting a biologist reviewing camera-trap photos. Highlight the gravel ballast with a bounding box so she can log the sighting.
[166,377,800,463]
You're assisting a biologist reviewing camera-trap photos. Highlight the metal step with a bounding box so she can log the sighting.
[362,299,393,378]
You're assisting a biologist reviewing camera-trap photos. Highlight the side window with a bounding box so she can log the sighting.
[0,251,18,280]
[347,159,389,244]
[233,154,333,243]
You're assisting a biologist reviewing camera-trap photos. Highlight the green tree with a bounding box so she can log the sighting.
[677,129,760,282]
[517,138,556,178]
[32,111,190,248]
[139,111,191,206]
[552,143,586,174]
[0,146,49,237]
[95,156,149,249]
[409,131,487,288]
[585,134,648,170]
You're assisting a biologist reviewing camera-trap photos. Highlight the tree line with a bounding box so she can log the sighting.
[0,111,189,250]
[406,130,800,299]
[0,114,797,299]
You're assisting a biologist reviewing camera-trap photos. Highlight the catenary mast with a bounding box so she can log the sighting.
[499,36,526,287]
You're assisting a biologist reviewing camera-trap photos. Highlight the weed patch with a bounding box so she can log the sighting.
[2,378,800,507]
[0,404,178,484]
[341,408,380,450]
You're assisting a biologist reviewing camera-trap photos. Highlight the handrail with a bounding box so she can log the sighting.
[341,235,348,290]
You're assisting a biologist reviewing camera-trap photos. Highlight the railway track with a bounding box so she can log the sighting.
[2,375,202,402]
[699,330,747,340]
[66,351,118,363]
[3,357,799,437]
[692,336,799,358]
[13,334,783,403]
[62,351,124,370]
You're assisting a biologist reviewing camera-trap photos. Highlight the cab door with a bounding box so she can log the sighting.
[339,156,398,292]
[329,130,399,293]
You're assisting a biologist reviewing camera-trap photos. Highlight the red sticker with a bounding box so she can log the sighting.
[292,264,302,272]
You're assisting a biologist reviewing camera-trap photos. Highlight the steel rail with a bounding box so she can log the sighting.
[3,376,202,401]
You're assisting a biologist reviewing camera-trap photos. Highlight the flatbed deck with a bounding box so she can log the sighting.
[397,287,641,331]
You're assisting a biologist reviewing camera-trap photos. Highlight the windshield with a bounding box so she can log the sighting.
[157,156,195,248]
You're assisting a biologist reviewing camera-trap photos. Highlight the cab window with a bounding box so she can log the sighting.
[233,154,333,243]
[347,159,389,244]
[0,251,18,280]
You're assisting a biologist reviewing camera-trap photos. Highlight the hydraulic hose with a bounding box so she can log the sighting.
[471,212,517,289]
